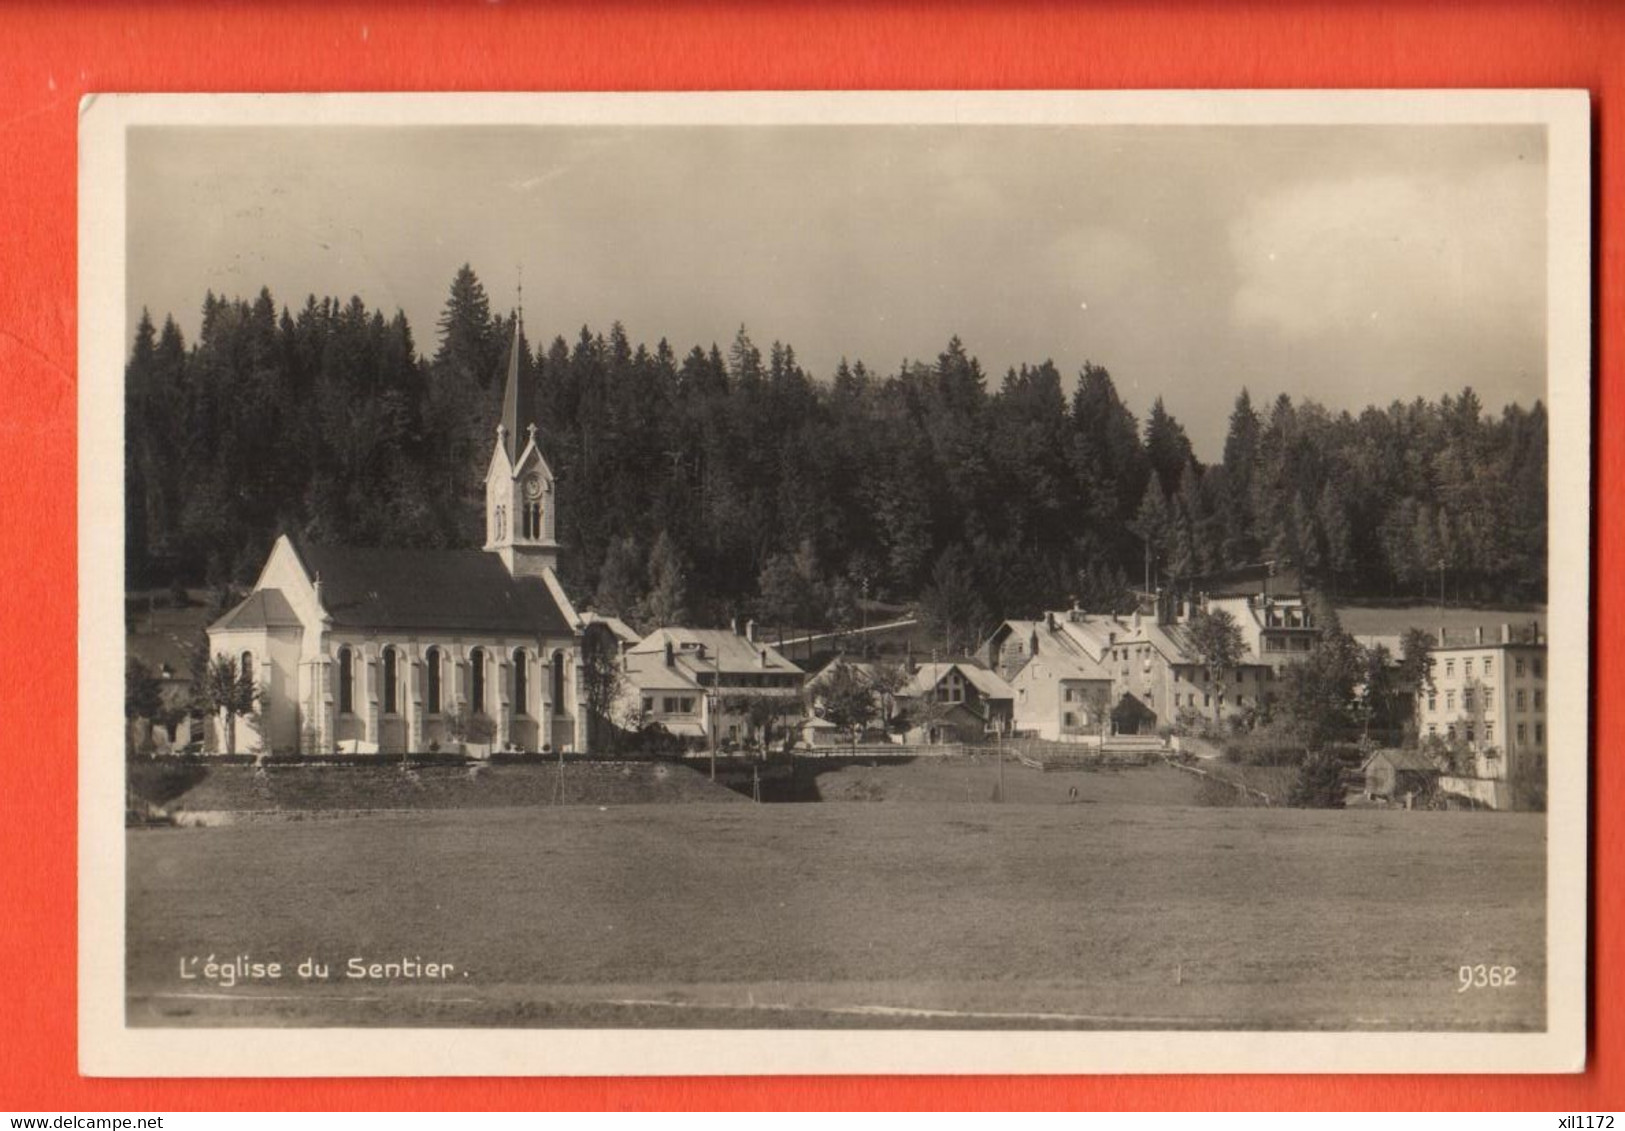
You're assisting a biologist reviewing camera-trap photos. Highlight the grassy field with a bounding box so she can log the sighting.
[166,760,743,815]
[806,757,1204,806]
[128,800,1545,1031]
[1335,603,1545,637]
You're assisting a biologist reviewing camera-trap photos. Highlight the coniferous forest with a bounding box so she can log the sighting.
[124,265,1548,633]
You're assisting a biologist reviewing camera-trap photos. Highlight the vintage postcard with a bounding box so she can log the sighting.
[79,90,1590,1076]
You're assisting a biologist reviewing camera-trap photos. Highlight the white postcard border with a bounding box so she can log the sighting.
[79,89,1591,1077]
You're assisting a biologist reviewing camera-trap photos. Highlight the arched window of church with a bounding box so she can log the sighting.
[495,506,504,541]
[425,647,442,714]
[526,502,541,540]
[470,647,487,714]
[513,648,528,717]
[551,651,566,717]
[382,646,398,715]
[240,651,253,684]
[338,647,354,715]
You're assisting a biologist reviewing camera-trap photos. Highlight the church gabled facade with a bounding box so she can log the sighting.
[207,322,585,756]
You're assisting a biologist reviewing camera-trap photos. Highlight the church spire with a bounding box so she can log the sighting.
[498,312,535,466]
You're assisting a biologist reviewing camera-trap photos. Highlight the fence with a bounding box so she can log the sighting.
[1003,735,1166,771]
[788,742,968,759]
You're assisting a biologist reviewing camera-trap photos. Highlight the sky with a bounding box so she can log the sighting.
[127,123,1548,459]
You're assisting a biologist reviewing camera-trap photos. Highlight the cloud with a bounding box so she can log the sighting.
[1229,162,1545,360]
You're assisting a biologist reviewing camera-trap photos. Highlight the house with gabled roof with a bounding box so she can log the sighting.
[616,620,806,747]
[207,321,585,756]
[1361,747,1442,803]
[894,661,1014,744]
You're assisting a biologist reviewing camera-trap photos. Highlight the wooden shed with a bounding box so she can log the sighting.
[1361,748,1441,802]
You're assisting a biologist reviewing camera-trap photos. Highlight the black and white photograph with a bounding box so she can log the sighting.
[79,91,1590,1076]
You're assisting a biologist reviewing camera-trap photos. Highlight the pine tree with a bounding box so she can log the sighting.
[593,535,646,622]
[1219,388,1261,565]
[639,530,690,628]
[917,543,990,656]
[1143,396,1195,498]
[434,264,495,379]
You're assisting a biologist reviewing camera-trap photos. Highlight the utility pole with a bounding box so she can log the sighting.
[994,717,1005,803]
[708,690,717,781]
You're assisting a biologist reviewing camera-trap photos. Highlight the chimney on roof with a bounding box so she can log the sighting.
[1045,612,1056,631]
[745,619,756,643]
[664,639,674,667]
[1501,623,1512,644]
[1475,626,1485,645]
[758,647,767,669]
[730,616,738,635]
[1029,629,1040,656]
[1132,608,1142,630]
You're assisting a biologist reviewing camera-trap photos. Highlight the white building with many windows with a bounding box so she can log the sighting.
[1417,622,1547,805]
[206,323,585,756]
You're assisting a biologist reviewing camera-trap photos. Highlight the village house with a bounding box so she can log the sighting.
[1418,622,1547,809]
[983,576,1319,736]
[1361,747,1442,805]
[616,621,806,748]
[894,661,1014,744]
[126,607,208,752]
[205,322,585,756]
[801,657,909,743]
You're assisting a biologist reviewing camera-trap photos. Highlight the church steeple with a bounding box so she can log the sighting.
[498,312,535,466]
[485,306,560,580]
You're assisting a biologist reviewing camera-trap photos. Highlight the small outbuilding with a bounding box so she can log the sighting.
[1361,748,1441,803]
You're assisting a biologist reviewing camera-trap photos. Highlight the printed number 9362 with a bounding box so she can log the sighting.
[1457,964,1517,992]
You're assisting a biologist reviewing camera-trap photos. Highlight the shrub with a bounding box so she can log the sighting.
[445,704,496,746]
[624,722,686,758]
[1511,752,1547,812]
[1195,774,1246,807]
[1288,750,1347,808]
[127,758,208,806]
[1221,734,1308,767]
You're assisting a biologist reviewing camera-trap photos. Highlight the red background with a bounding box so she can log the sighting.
[1,0,1618,1111]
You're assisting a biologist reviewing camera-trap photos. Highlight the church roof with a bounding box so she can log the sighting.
[499,320,538,466]
[211,588,303,632]
[293,540,575,637]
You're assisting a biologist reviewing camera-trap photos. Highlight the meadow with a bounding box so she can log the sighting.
[127,789,1545,1031]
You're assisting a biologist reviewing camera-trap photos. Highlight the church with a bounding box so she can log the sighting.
[206,322,585,756]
